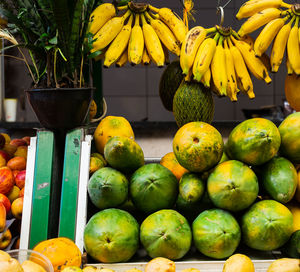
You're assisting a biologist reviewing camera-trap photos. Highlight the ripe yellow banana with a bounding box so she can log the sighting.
[144,12,181,56]
[236,0,282,20]
[231,36,272,84]
[271,16,294,72]
[89,3,116,35]
[227,38,254,99]
[116,49,128,67]
[238,8,282,37]
[201,67,211,88]
[128,14,144,65]
[142,48,151,65]
[180,26,207,75]
[192,35,218,82]
[92,10,131,53]
[241,34,255,48]
[211,36,227,96]
[141,14,165,67]
[149,6,187,43]
[254,17,286,57]
[104,15,133,68]
[287,17,300,75]
[224,39,238,101]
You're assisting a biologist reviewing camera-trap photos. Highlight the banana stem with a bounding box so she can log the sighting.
[117,6,129,11]
[296,16,299,27]
[206,27,217,35]
[218,35,224,46]
[288,15,296,26]
[281,2,292,9]
[127,14,134,25]
[141,13,147,25]
[144,11,152,22]
[214,32,220,42]
[122,9,132,20]
[231,30,240,40]
[149,12,159,19]
[134,13,140,26]
[281,10,290,17]
[148,5,159,13]
[227,36,234,48]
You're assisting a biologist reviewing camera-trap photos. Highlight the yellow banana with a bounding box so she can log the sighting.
[228,38,254,99]
[211,36,227,96]
[116,50,128,67]
[145,12,181,56]
[200,67,211,88]
[240,34,255,48]
[231,36,272,84]
[142,48,151,65]
[104,15,133,68]
[141,14,165,67]
[148,6,187,43]
[271,16,294,72]
[224,39,238,102]
[254,17,286,57]
[89,3,116,35]
[236,0,282,20]
[180,26,207,75]
[287,16,300,75]
[92,10,131,53]
[192,35,218,82]
[238,8,282,37]
[128,14,144,65]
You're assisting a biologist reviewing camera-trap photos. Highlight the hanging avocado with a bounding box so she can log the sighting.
[159,60,184,111]
[173,81,214,127]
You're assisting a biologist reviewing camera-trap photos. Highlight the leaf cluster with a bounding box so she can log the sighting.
[0,0,102,88]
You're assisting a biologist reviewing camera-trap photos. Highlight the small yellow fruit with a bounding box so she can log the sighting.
[267,258,300,272]
[0,257,24,272]
[145,257,176,272]
[223,254,255,272]
[21,260,47,272]
[7,186,20,203]
[82,266,99,272]
[94,116,134,154]
[89,157,105,174]
[89,100,97,120]
[0,250,11,261]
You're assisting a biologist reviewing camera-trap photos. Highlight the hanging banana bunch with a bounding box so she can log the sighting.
[179,24,272,101]
[88,2,186,68]
[236,0,300,75]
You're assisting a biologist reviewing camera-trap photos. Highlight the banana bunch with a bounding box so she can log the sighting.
[236,0,300,74]
[180,26,272,101]
[88,2,186,68]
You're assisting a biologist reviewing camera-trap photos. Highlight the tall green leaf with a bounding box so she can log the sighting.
[69,0,84,74]
[51,0,71,65]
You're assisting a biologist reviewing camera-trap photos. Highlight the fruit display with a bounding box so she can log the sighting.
[83,113,300,266]
[236,1,300,74]
[0,133,30,251]
[89,2,186,67]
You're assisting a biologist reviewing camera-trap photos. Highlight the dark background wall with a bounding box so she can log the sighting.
[3,0,288,123]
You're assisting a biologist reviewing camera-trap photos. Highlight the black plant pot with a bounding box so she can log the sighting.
[26,87,94,130]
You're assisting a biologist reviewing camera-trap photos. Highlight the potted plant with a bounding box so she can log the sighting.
[0,0,101,130]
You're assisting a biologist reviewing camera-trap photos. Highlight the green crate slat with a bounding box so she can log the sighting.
[59,129,83,239]
[29,131,54,249]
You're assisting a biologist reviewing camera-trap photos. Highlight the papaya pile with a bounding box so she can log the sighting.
[84,113,300,265]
